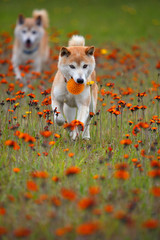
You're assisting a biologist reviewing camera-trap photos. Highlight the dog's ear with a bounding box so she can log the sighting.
[36,16,42,26]
[85,46,95,56]
[18,14,25,25]
[60,47,71,57]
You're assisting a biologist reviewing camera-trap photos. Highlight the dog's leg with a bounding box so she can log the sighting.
[13,64,22,80]
[52,99,65,126]
[73,105,89,140]
[63,104,76,123]
[63,104,77,139]
[82,90,97,140]
[82,123,90,140]
[34,60,42,73]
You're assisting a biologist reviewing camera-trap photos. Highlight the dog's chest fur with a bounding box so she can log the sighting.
[54,84,90,108]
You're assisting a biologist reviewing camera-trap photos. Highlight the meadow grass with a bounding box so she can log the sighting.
[0,0,160,44]
[0,0,160,239]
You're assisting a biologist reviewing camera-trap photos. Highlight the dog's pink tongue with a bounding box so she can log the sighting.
[26,42,32,48]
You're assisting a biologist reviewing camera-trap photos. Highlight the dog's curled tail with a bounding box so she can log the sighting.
[32,9,49,28]
[68,35,85,47]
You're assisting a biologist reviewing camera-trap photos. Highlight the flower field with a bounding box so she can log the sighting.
[0,1,160,238]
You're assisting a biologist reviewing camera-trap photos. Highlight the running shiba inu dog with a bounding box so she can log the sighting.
[51,35,98,140]
[12,9,49,81]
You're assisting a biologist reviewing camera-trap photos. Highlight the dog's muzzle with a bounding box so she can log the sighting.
[26,39,32,48]
[77,78,84,84]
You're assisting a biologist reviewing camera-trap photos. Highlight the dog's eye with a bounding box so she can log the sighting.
[22,30,26,34]
[83,64,88,69]
[32,31,37,34]
[69,65,75,69]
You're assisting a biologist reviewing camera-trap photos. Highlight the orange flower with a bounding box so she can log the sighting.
[115,163,128,170]
[65,166,81,176]
[27,93,35,99]
[52,176,60,182]
[55,225,73,236]
[141,149,146,157]
[138,122,149,129]
[43,152,48,156]
[89,112,95,117]
[132,158,138,163]
[0,208,6,216]
[68,152,75,158]
[76,221,99,235]
[63,148,69,152]
[37,112,43,117]
[128,120,133,125]
[114,170,130,180]
[104,204,114,213]
[142,219,159,229]
[93,174,99,179]
[156,61,160,69]
[132,124,141,136]
[13,167,20,173]
[40,130,52,138]
[124,154,129,159]
[41,96,51,106]
[8,195,15,202]
[89,186,101,195]
[120,139,132,146]
[148,170,160,178]
[31,171,49,178]
[24,192,33,200]
[49,141,55,146]
[91,208,101,216]
[54,133,60,138]
[0,226,7,236]
[27,180,38,192]
[50,196,61,207]
[13,227,31,237]
[150,160,160,168]
[78,197,95,210]
[150,186,160,197]
[63,120,84,132]
[114,210,134,226]
[5,140,20,150]
[61,188,76,201]
[15,132,36,143]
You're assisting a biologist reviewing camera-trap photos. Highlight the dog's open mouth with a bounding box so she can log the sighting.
[26,42,32,48]
[25,40,32,48]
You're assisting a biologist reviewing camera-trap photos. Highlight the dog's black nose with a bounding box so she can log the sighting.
[26,39,31,44]
[77,78,84,84]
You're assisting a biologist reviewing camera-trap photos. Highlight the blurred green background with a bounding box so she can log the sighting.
[0,0,160,45]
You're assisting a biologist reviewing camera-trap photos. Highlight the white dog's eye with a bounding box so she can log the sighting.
[32,30,37,34]
[22,30,26,34]
[69,65,75,69]
[83,64,88,69]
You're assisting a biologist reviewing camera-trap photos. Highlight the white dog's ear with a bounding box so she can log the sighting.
[85,46,95,56]
[60,47,71,57]
[18,14,25,25]
[36,16,42,26]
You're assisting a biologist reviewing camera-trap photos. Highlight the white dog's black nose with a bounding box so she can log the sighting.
[26,39,31,44]
[77,78,84,84]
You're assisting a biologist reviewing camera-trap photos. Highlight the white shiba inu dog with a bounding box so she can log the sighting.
[12,9,49,81]
[51,35,98,140]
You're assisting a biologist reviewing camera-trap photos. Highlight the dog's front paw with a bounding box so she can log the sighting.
[71,128,79,141]
[16,75,22,82]
[55,115,65,126]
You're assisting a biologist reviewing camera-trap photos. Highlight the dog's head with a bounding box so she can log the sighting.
[58,46,95,85]
[14,14,44,49]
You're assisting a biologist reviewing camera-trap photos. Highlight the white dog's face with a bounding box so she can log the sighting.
[58,46,95,85]
[14,15,44,49]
